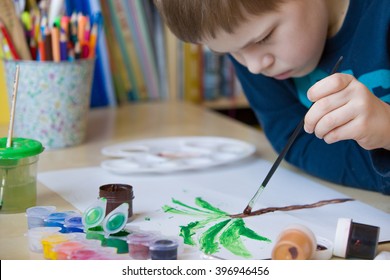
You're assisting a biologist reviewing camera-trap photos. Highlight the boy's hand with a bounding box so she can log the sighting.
[304,73,390,150]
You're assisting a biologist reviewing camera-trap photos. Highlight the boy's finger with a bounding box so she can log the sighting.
[307,73,353,102]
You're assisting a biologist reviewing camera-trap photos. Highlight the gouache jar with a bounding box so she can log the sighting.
[149,238,179,260]
[26,226,61,253]
[272,224,317,260]
[127,232,157,259]
[333,218,380,259]
[0,137,44,213]
[99,184,134,221]
[52,240,88,260]
[44,211,79,232]
[41,233,74,259]
[26,205,56,229]
[63,215,84,233]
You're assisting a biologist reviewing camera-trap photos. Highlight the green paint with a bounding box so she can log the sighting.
[180,221,199,246]
[194,197,229,216]
[219,218,271,258]
[85,208,104,225]
[220,219,252,258]
[163,197,271,259]
[105,213,125,231]
[199,219,231,254]
[236,219,271,242]
[179,217,216,245]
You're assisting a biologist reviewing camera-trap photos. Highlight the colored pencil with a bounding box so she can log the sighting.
[0,19,20,59]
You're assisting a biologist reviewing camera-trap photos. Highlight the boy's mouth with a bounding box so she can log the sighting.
[272,70,293,80]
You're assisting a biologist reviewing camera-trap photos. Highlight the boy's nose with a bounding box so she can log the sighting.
[246,54,274,75]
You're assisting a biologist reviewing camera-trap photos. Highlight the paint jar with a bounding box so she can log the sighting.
[25,226,61,253]
[82,197,107,230]
[41,233,75,259]
[99,184,134,221]
[68,246,118,260]
[149,238,179,260]
[44,211,79,232]
[63,214,84,233]
[0,137,44,213]
[26,205,56,229]
[272,224,317,260]
[333,218,380,259]
[68,248,105,260]
[102,203,129,237]
[313,236,334,260]
[52,240,88,260]
[127,232,157,260]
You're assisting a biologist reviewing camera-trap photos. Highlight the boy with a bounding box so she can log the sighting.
[154,0,390,194]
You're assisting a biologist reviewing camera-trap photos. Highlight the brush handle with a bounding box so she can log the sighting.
[6,65,20,148]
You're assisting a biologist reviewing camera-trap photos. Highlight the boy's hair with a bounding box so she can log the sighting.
[154,0,285,43]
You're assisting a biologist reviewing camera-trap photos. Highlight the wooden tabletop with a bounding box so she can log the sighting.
[0,101,388,259]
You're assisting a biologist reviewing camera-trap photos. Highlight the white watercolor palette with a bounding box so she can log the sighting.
[100,136,256,174]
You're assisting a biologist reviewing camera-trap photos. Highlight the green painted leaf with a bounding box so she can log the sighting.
[238,219,272,242]
[199,219,231,254]
[171,198,215,215]
[180,221,200,246]
[195,197,229,216]
[162,205,202,216]
[179,217,219,246]
[219,219,252,258]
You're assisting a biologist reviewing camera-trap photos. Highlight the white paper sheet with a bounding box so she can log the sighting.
[38,157,390,260]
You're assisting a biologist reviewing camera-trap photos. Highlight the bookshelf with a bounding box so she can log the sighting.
[100,0,249,112]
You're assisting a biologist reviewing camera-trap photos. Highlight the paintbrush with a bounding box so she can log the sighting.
[243,56,343,215]
[0,65,20,210]
[6,65,20,148]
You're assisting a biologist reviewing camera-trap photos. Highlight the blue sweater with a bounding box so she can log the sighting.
[231,0,390,194]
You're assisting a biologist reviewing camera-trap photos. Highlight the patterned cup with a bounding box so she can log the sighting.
[3,59,95,149]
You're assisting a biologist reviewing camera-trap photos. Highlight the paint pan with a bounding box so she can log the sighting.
[126,231,157,260]
[333,218,380,259]
[25,205,56,229]
[63,214,84,233]
[41,233,75,259]
[271,224,317,260]
[82,197,107,230]
[44,211,79,232]
[149,238,179,260]
[102,202,129,237]
[25,226,61,253]
[52,240,88,260]
[99,183,134,221]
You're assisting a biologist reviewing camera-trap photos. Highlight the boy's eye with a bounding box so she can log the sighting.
[256,31,272,45]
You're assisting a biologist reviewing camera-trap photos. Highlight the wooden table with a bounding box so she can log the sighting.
[0,101,389,259]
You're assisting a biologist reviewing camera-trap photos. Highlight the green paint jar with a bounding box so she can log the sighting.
[0,137,44,213]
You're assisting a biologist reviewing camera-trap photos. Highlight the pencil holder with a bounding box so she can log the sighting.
[3,59,95,149]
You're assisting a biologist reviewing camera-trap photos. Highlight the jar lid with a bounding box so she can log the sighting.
[127,232,157,245]
[333,218,352,258]
[0,137,44,159]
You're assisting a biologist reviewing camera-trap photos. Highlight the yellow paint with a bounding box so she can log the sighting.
[0,60,10,124]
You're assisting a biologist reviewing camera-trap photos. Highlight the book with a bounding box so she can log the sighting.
[183,42,203,103]
[107,0,146,102]
[123,0,160,100]
[164,26,180,101]
[100,0,132,104]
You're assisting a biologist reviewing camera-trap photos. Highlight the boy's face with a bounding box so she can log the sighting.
[202,0,329,80]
